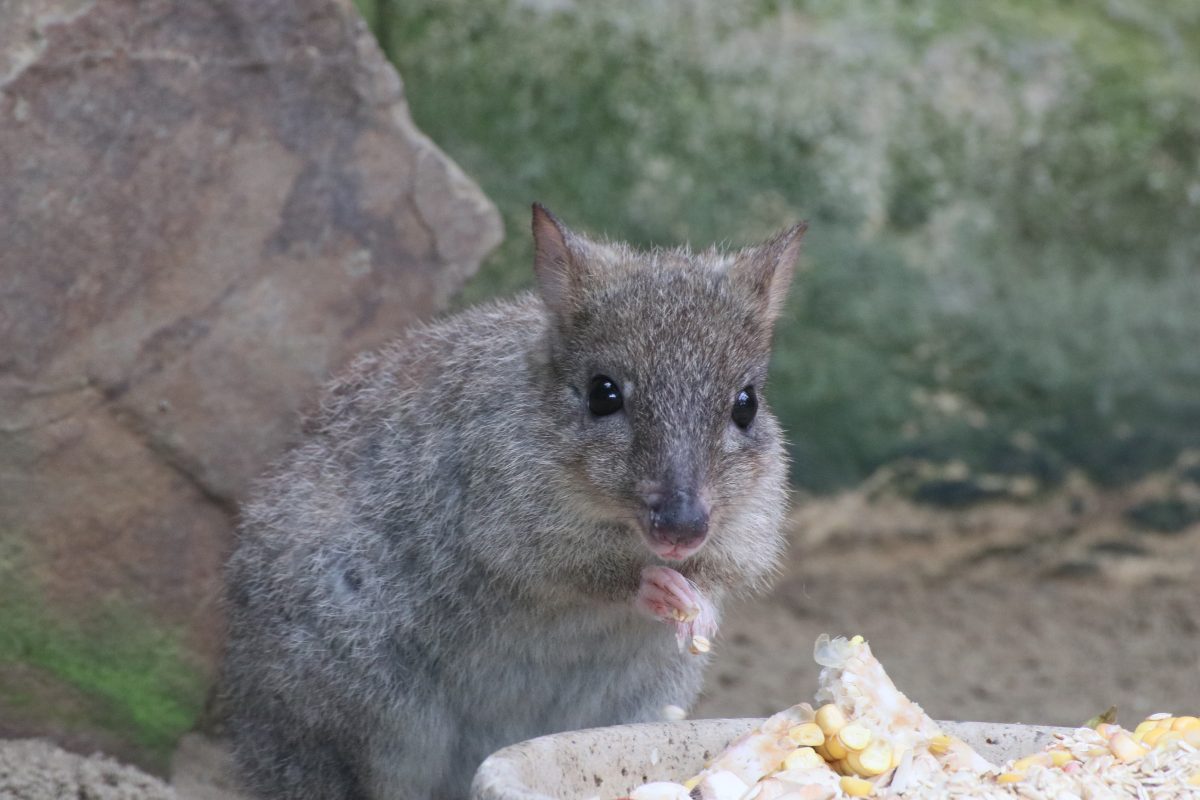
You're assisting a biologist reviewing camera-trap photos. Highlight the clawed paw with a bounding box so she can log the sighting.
[635,566,718,654]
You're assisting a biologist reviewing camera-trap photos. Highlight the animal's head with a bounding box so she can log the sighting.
[532,204,803,589]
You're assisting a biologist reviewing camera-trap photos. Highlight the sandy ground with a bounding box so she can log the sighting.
[693,477,1200,726]
[4,476,1198,798]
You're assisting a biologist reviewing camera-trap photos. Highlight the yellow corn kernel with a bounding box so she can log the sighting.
[838,724,872,752]
[1156,716,1176,729]
[848,743,892,777]
[1172,716,1200,731]
[1184,729,1200,748]
[670,606,699,623]
[782,747,825,771]
[815,743,832,761]
[1188,772,1200,787]
[1154,732,1182,750]
[825,734,848,760]
[1134,720,1157,738]
[836,758,854,775]
[788,722,825,747]
[1049,749,1074,767]
[1141,728,1167,747]
[996,772,1025,784]
[815,704,847,736]
[688,635,711,655]
[1094,723,1118,739]
[1109,732,1148,763]
[1012,754,1051,772]
[839,776,874,797]
[682,777,700,791]
[928,734,953,755]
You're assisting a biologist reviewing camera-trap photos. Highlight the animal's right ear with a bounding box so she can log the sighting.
[531,203,581,318]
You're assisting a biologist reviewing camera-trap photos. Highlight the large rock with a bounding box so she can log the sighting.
[0,0,502,768]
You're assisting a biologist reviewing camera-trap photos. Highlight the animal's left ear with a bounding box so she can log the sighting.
[729,222,808,324]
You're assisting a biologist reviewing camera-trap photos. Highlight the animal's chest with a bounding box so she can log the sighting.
[450,603,705,759]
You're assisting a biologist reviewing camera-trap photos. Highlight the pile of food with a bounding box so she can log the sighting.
[624,635,1200,799]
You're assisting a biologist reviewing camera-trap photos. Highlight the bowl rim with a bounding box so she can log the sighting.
[471,717,1078,800]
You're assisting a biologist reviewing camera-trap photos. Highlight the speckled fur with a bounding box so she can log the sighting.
[221,209,804,800]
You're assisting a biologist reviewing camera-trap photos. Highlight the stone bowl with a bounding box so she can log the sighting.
[471,719,1074,800]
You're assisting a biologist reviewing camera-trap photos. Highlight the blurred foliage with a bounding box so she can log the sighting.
[356,0,1200,491]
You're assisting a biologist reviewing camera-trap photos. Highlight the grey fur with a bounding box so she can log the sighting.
[221,207,804,800]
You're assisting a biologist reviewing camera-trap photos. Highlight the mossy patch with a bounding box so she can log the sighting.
[0,565,206,770]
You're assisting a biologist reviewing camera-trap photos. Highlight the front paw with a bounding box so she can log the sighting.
[635,566,718,654]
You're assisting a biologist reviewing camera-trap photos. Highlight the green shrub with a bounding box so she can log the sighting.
[357,0,1200,490]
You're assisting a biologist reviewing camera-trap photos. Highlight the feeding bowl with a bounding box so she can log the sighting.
[471,718,1073,800]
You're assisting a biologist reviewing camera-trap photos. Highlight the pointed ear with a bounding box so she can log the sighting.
[730,221,808,323]
[531,203,582,318]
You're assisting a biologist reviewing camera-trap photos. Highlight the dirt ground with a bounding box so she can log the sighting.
[693,475,1200,727]
[5,475,1198,798]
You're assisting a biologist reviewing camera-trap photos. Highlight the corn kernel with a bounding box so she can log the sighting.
[928,734,953,755]
[1154,732,1182,750]
[1156,716,1176,729]
[838,724,872,752]
[782,747,825,771]
[670,606,698,623]
[1094,723,1117,739]
[848,743,891,777]
[1134,720,1157,738]
[661,705,687,721]
[1189,772,1200,787]
[1172,716,1199,731]
[1049,749,1074,767]
[1142,728,1167,747]
[996,772,1025,784]
[825,734,848,760]
[1184,729,1200,748]
[682,777,700,791]
[787,722,825,747]
[1109,732,1148,763]
[839,775,874,797]
[815,704,847,736]
[1012,754,1051,772]
[688,635,711,655]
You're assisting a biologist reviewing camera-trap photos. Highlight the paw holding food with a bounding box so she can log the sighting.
[636,566,718,654]
[620,634,1200,799]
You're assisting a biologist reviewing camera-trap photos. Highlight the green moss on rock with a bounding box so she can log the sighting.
[0,565,206,769]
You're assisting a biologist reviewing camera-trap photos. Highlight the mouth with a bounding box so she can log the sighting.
[644,537,706,562]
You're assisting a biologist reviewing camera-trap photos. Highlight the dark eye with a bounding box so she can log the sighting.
[588,375,623,416]
[732,385,757,429]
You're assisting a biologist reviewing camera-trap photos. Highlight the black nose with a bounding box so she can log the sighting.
[646,490,710,546]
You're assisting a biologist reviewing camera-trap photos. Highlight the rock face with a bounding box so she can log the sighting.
[0,0,501,767]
